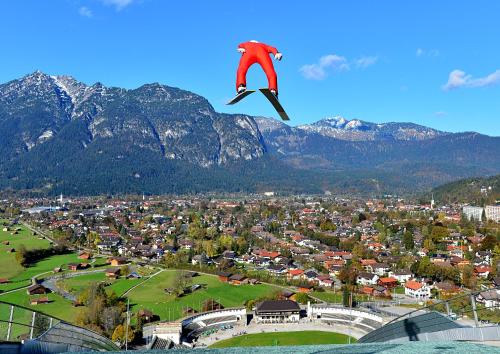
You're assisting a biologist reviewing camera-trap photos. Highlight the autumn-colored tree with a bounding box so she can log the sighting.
[294,292,310,304]
[111,324,134,346]
[461,265,478,290]
[430,226,449,242]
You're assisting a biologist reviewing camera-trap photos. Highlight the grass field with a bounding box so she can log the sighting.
[0,253,82,292]
[58,272,143,297]
[311,291,342,303]
[312,291,370,304]
[0,288,77,322]
[209,331,356,348]
[0,220,51,281]
[127,271,280,321]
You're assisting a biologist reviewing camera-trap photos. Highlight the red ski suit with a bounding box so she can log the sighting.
[236,41,279,93]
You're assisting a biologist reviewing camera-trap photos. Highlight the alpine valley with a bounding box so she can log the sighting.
[1,72,499,196]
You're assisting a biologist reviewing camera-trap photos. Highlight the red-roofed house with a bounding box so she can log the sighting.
[288,269,304,280]
[475,266,492,279]
[378,277,398,289]
[405,280,431,299]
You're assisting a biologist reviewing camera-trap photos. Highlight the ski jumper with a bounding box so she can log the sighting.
[236,41,279,93]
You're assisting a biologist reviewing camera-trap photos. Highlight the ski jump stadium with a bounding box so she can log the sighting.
[1,287,500,353]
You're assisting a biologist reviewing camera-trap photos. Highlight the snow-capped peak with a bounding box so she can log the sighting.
[345,119,363,129]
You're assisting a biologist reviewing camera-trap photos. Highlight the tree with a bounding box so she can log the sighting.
[111,324,134,346]
[15,244,27,266]
[461,265,477,290]
[320,219,336,232]
[76,282,126,335]
[423,238,436,253]
[172,271,193,298]
[481,235,498,251]
[430,226,449,242]
[202,240,216,257]
[294,292,310,304]
[342,286,351,307]
[218,234,233,251]
[102,307,123,336]
[403,231,414,250]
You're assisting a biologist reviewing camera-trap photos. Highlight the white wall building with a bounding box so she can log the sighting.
[404,281,431,299]
[485,205,500,222]
[463,206,484,221]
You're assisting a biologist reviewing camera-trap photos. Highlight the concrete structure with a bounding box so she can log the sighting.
[462,206,484,221]
[485,205,500,222]
[254,300,300,324]
[148,322,182,344]
[308,303,385,333]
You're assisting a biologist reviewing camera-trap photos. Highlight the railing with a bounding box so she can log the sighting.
[385,285,500,327]
[0,300,119,351]
[359,286,500,343]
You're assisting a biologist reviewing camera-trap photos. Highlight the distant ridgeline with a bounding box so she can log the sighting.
[429,174,500,205]
[1,72,499,196]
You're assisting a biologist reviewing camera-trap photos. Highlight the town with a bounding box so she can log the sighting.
[0,193,499,348]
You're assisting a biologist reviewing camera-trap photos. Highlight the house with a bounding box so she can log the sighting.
[390,270,412,284]
[303,269,319,282]
[297,284,314,293]
[360,286,376,296]
[435,281,460,297]
[229,274,247,285]
[67,263,80,271]
[373,263,390,277]
[137,309,155,322]
[476,290,500,310]
[372,285,391,297]
[27,284,47,295]
[317,275,333,288]
[109,257,127,266]
[378,277,398,289]
[267,264,288,275]
[281,290,296,300]
[191,254,211,266]
[78,252,91,260]
[30,297,50,305]
[105,268,121,278]
[493,277,500,287]
[254,300,300,323]
[288,269,304,280]
[357,272,379,286]
[360,259,377,272]
[361,284,389,297]
[475,266,492,279]
[217,271,232,282]
[405,281,431,299]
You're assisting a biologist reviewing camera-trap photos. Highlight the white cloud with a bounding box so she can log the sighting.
[300,54,348,80]
[355,56,378,69]
[416,48,439,57]
[79,6,93,17]
[100,0,134,11]
[442,69,500,90]
[434,111,448,117]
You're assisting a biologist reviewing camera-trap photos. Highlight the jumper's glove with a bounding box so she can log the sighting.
[275,52,283,61]
[237,48,246,54]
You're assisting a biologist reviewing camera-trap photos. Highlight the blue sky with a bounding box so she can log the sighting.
[0,0,499,135]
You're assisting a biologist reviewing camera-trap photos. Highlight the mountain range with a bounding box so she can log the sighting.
[0,72,499,196]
